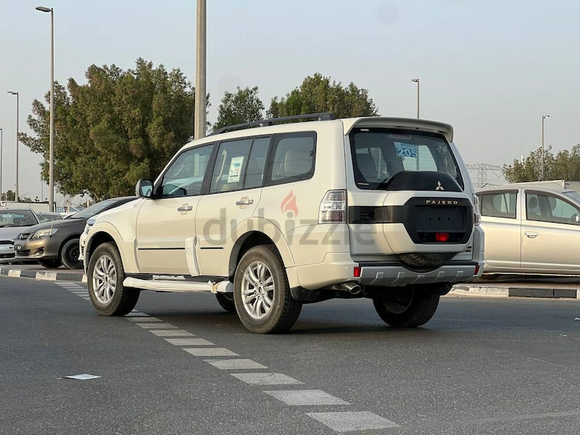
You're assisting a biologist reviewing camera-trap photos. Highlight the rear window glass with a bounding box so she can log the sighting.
[269,133,316,184]
[479,192,517,219]
[350,128,463,190]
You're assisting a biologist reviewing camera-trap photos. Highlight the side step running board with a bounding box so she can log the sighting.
[123,277,232,294]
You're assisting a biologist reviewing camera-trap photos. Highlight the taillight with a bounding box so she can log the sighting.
[473,194,481,225]
[319,190,346,223]
[435,232,450,242]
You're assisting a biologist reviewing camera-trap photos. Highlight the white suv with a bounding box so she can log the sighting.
[83,113,484,333]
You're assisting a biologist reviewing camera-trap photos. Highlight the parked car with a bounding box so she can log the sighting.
[477,181,580,275]
[14,197,137,269]
[83,113,483,333]
[0,208,41,263]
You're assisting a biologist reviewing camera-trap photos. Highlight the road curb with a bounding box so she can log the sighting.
[451,284,580,299]
[1,265,578,299]
[0,266,87,283]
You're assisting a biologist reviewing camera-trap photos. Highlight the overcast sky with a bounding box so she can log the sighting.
[1,0,578,203]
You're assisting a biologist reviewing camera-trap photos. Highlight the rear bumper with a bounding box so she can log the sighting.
[359,261,482,287]
[289,252,483,290]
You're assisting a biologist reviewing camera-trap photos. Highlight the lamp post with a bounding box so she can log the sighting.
[0,127,3,200]
[541,114,550,181]
[36,5,55,212]
[194,0,206,139]
[411,78,420,119]
[7,91,19,201]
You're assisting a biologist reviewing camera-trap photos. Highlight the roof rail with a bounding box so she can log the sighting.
[210,112,336,136]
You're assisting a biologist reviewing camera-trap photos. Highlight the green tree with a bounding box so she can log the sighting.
[502,145,580,183]
[268,73,379,119]
[1,190,16,201]
[213,86,264,131]
[20,58,197,201]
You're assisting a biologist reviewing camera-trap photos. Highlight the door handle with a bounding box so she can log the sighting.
[524,231,539,238]
[177,204,193,212]
[236,197,254,206]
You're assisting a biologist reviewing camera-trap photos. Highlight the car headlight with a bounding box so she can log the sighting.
[84,217,96,235]
[30,228,58,240]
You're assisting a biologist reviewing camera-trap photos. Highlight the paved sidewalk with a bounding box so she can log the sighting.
[1,263,579,299]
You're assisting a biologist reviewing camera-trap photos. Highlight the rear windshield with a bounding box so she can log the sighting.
[350,128,463,190]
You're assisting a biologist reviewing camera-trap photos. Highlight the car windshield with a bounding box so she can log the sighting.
[563,190,580,204]
[70,199,125,219]
[350,128,463,190]
[0,210,39,227]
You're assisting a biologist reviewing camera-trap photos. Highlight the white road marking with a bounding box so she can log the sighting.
[125,311,149,317]
[184,348,238,357]
[149,330,195,337]
[135,323,178,329]
[231,373,303,385]
[165,338,214,346]
[204,359,267,370]
[127,317,162,322]
[307,411,400,432]
[55,281,401,431]
[265,390,350,406]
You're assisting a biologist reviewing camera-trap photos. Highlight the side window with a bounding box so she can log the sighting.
[480,192,517,219]
[530,193,580,224]
[209,139,253,193]
[270,133,316,184]
[526,193,544,221]
[160,144,214,198]
[244,137,270,189]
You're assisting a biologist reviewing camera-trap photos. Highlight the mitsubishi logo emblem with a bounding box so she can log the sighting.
[436,181,444,191]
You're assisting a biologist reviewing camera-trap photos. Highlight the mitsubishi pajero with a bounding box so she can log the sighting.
[82,113,484,333]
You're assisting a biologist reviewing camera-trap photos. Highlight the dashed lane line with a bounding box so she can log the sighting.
[231,372,304,386]
[204,359,267,370]
[307,412,400,432]
[264,390,350,406]
[56,281,401,433]
[164,338,214,346]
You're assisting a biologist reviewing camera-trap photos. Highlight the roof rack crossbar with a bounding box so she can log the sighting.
[210,112,336,135]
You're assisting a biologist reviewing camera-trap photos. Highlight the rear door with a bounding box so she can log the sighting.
[478,190,520,270]
[194,137,269,276]
[347,128,472,257]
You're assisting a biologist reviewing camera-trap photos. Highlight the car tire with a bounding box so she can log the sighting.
[88,242,139,316]
[215,293,236,313]
[38,259,62,268]
[60,238,83,270]
[233,245,302,334]
[372,288,440,328]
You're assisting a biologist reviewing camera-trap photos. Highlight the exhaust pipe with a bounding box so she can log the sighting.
[342,282,362,295]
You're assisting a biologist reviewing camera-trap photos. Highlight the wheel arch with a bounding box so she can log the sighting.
[85,222,134,272]
[228,229,295,282]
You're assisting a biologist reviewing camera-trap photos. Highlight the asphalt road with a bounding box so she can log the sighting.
[1,276,580,435]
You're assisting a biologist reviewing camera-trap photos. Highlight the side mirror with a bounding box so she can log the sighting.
[136,179,154,198]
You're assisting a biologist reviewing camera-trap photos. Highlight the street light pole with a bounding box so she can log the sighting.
[0,127,3,200]
[194,0,206,139]
[7,91,19,201]
[541,114,550,181]
[411,78,420,119]
[36,5,55,212]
